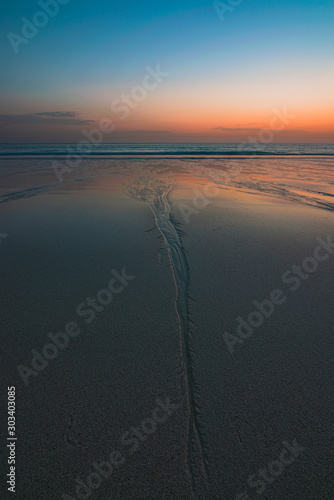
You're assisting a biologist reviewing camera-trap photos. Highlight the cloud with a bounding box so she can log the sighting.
[35,111,78,118]
[235,122,260,127]
[212,126,306,134]
[0,112,95,126]
[212,126,261,133]
[118,130,174,134]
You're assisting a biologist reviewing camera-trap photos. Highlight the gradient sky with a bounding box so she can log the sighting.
[0,0,333,142]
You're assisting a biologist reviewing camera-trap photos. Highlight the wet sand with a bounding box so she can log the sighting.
[1,157,334,499]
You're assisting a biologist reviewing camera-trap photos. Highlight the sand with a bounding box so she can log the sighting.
[1,157,334,499]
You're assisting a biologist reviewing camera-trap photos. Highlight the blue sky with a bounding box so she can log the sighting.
[0,0,333,141]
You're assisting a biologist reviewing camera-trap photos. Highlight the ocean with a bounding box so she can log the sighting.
[0,142,334,156]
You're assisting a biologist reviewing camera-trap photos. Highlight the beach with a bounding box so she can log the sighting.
[1,154,334,499]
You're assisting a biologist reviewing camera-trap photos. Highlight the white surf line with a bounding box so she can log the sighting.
[125,175,209,492]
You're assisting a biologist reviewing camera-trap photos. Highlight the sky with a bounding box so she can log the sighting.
[0,0,333,143]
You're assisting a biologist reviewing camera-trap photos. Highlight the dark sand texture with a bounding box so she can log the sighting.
[1,157,334,499]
